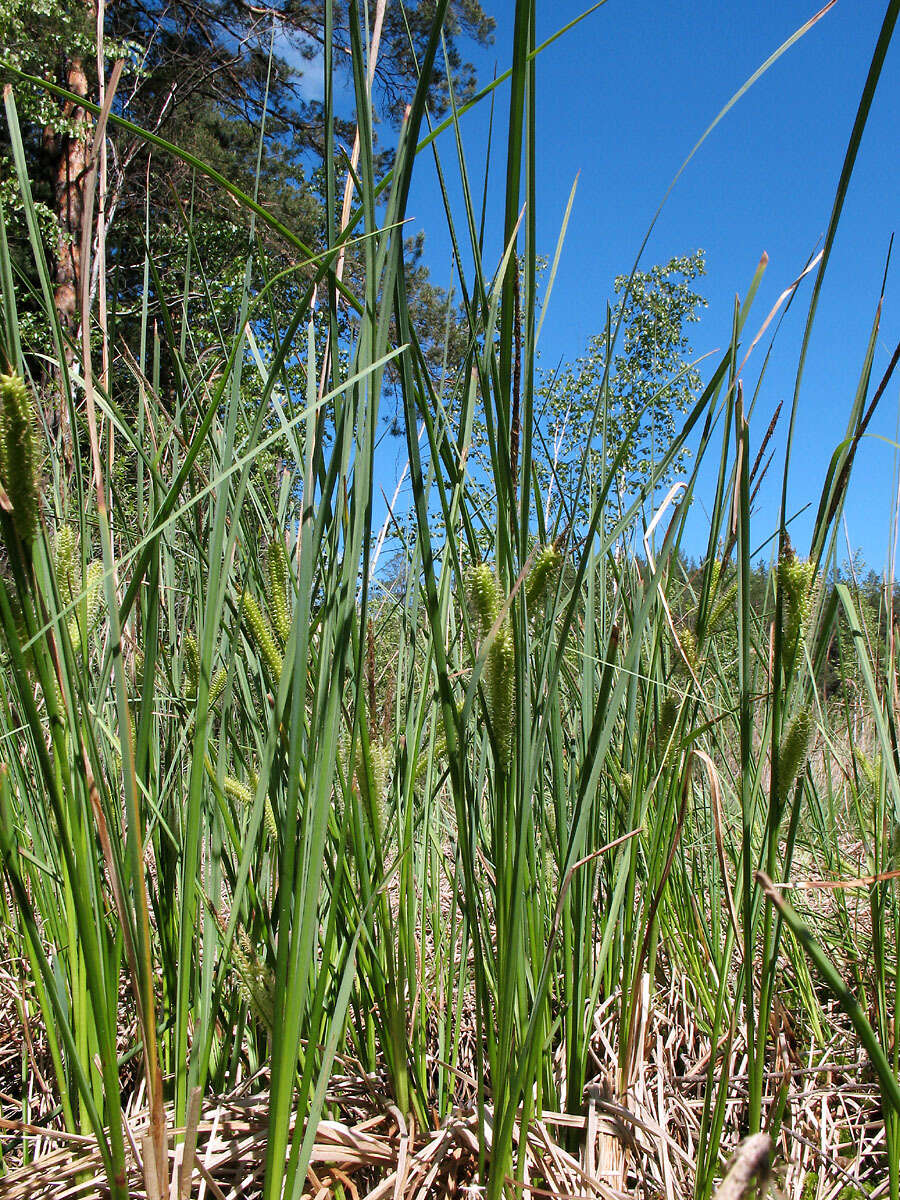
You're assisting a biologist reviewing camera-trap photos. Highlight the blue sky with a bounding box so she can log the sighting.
[389,0,900,570]
[291,2,900,569]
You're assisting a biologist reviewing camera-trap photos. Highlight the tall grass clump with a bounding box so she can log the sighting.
[1,1,900,1198]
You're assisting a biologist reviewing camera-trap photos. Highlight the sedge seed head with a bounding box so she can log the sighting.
[658,695,679,750]
[675,626,701,678]
[778,551,817,626]
[208,666,228,710]
[705,558,736,635]
[231,928,275,1030]
[133,647,146,691]
[85,561,105,631]
[465,563,502,637]
[487,621,515,772]
[854,749,880,794]
[525,544,562,614]
[183,633,200,699]
[777,708,813,799]
[54,525,79,603]
[262,795,277,842]
[463,564,517,772]
[367,740,392,839]
[224,774,254,809]
[708,558,723,594]
[266,539,291,644]
[0,371,39,546]
[778,553,817,671]
[241,591,283,681]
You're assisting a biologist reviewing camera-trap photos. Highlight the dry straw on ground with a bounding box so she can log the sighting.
[0,958,885,1200]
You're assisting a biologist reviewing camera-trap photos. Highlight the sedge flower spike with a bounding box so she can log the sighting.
[52,527,106,653]
[776,708,813,800]
[466,562,502,636]
[0,371,39,546]
[525,544,562,613]
[84,561,105,632]
[54,525,78,598]
[367,741,391,840]
[777,548,817,673]
[464,563,514,773]
[183,634,201,699]
[266,539,291,644]
[241,591,283,681]
[675,625,702,679]
[487,622,515,770]
[705,559,737,635]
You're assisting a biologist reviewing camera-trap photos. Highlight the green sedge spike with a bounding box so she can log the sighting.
[183,634,200,700]
[211,761,277,841]
[66,611,83,655]
[465,564,516,773]
[525,544,562,613]
[71,556,105,652]
[369,741,391,806]
[778,554,817,625]
[133,647,146,692]
[266,539,291,645]
[674,626,702,679]
[208,666,228,711]
[465,563,502,637]
[223,773,277,841]
[54,525,79,605]
[705,563,737,635]
[224,775,253,808]
[778,550,817,672]
[185,636,226,710]
[66,617,82,655]
[776,708,813,800]
[367,741,392,840]
[85,561,105,633]
[657,695,679,755]
[708,557,723,595]
[230,926,275,1031]
[55,538,78,652]
[487,621,515,773]
[241,591,283,682]
[264,795,277,842]
[854,749,880,794]
[5,595,35,674]
[61,556,104,656]
[345,738,391,840]
[0,371,39,546]
[248,767,277,842]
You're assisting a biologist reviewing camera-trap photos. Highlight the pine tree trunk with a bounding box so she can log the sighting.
[53,54,92,339]
[47,37,95,463]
